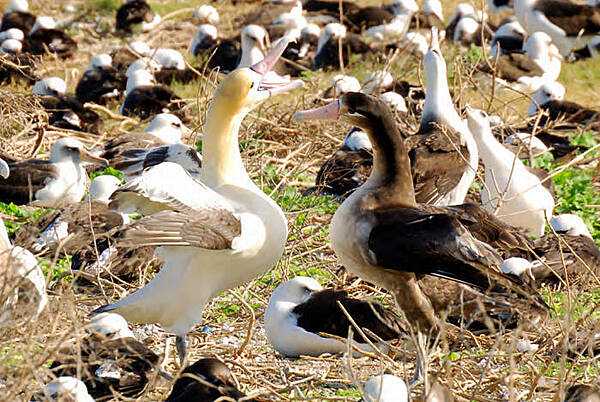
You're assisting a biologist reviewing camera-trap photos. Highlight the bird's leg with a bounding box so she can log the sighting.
[410,331,429,388]
[176,335,188,366]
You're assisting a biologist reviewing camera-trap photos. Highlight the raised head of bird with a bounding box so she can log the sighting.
[204,34,303,184]
[0,28,24,42]
[6,0,28,13]
[389,0,419,16]
[193,4,220,25]
[129,40,152,57]
[362,71,394,95]
[524,31,562,74]
[450,3,476,22]
[331,74,361,96]
[0,38,21,54]
[273,4,306,30]
[550,214,593,238]
[151,48,186,70]
[424,0,443,21]
[239,25,269,67]
[528,81,565,116]
[380,92,408,113]
[495,19,526,39]
[424,29,457,123]
[42,377,94,402]
[404,31,428,56]
[300,23,320,43]
[31,16,57,33]
[453,16,480,43]
[317,23,346,55]
[50,137,109,166]
[89,175,122,204]
[126,57,161,77]
[125,68,155,93]
[90,53,113,70]
[363,375,408,402]
[213,35,303,112]
[196,23,218,42]
[32,77,67,97]
[144,113,188,143]
[87,312,135,340]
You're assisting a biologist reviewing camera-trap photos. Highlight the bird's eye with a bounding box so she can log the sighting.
[249,82,255,89]
[173,122,181,127]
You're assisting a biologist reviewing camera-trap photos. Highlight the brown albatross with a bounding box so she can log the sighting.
[0,138,108,207]
[293,92,547,380]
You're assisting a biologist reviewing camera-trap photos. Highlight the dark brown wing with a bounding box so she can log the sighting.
[435,203,534,257]
[345,7,394,31]
[541,100,599,125]
[315,149,372,198]
[120,209,241,250]
[534,1,600,36]
[531,235,600,287]
[0,160,58,205]
[101,132,166,161]
[0,11,36,35]
[410,12,445,30]
[51,336,159,399]
[406,124,470,205]
[121,86,182,120]
[28,29,77,58]
[367,207,547,308]
[478,54,544,82]
[293,288,404,342]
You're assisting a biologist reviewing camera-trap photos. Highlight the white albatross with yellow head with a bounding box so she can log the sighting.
[94,35,303,362]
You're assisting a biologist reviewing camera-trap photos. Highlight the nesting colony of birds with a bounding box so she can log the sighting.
[0,0,599,400]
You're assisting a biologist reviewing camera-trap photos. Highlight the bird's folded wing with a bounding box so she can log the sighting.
[110,162,233,214]
[367,208,547,309]
[121,209,241,250]
[0,160,58,204]
[535,1,600,37]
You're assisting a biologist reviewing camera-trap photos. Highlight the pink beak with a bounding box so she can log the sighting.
[293,99,341,121]
[251,35,291,75]
[249,34,304,95]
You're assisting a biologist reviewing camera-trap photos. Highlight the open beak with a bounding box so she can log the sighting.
[250,35,304,97]
[0,158,9,179]
[81,149,109,167]
[293,99,341,121]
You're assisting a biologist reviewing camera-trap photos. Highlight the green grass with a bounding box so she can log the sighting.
[90,166,125,181]
[39,255,72,283]
[553,168,600,242]
[89,0,121,13]
[0,203,50,236]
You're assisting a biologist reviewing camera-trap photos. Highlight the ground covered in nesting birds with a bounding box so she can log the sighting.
[0,0,599,400]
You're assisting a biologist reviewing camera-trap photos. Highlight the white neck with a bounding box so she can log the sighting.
[422,62,460,128]
[472,125,515,168]
[239,41,264,68]
[201,100,252,188]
